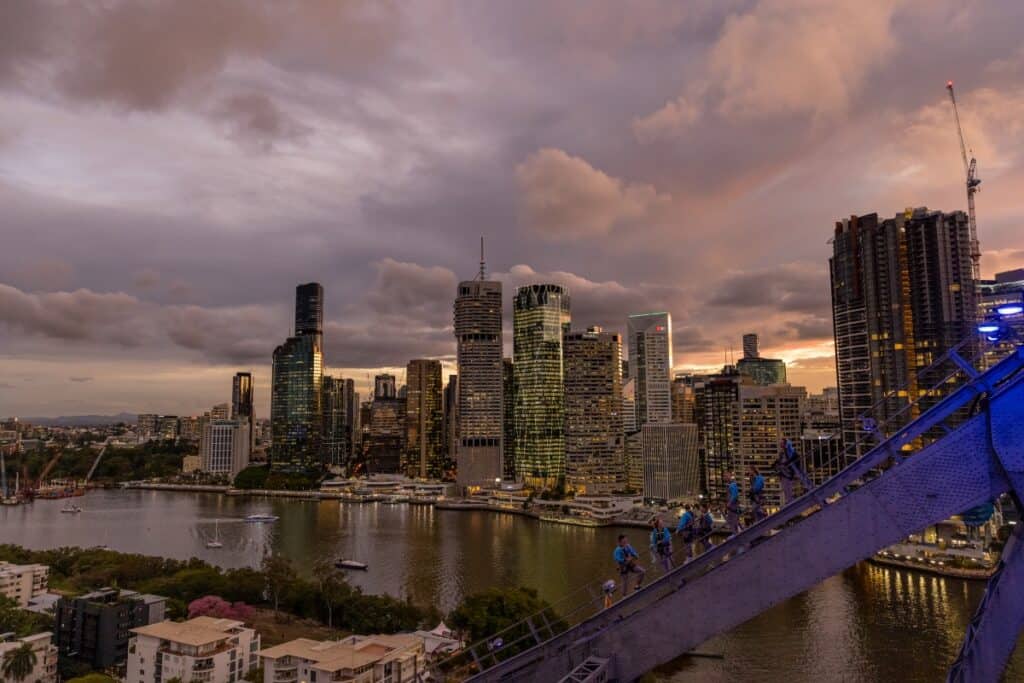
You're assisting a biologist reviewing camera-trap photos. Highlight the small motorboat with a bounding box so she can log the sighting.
[60,505,82,514]
[245,513,279,523]
[335,559,369,571]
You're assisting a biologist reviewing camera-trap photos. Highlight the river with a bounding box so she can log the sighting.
[2,489,1022,682]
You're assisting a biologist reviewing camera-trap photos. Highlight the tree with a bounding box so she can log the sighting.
[2,642,38,682]
[187,595,254,621]
[447,587,566,661]
[261,552,296,615]
[312,559,349,629]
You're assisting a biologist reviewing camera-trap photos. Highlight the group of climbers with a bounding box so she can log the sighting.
[609,438,812,601]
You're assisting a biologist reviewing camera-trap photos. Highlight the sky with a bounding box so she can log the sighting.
[2,0,1024,418]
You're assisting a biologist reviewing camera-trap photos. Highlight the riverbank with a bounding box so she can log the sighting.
[867,554,994,580]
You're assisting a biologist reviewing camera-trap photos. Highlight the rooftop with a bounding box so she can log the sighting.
[131,617,245,646]
[259,634,421,673]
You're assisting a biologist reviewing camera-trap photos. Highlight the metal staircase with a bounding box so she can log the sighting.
[456,347,1024,683]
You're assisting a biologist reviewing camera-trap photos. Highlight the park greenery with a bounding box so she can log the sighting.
[10,440,193,485]
[0,544,431,635]
[232,464,322,491]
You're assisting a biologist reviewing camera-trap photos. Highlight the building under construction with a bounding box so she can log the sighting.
[829,207,978,454]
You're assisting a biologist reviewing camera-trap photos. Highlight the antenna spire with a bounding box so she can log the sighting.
[478,236,486,280]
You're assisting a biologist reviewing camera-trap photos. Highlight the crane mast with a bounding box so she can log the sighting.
[946,80,981,281]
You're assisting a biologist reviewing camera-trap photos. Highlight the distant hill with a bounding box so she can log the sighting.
[22,413,137,427]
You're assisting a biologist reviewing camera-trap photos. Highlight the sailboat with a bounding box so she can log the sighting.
[206,520,223,549]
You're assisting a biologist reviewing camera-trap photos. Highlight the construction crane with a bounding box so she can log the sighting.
[946,80,982,280]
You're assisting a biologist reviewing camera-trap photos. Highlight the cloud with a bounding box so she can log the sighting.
[133,269,161,289]
[708,0,899,121]
[707,263,831,315]
[365,258,457,322]
[515,148,671,241]
[632,94,702,143]
[69,376,93,383]
[0,284,143,344]
[60,1,273,110]
[0,282,284,363]
[212,93,311,151]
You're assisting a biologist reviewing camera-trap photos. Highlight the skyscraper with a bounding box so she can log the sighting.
[271,283,324,469]
[563,327,625,494]
[294,282,324,337]
[374,374,397,400]
[232,372,255,446]
[627,312,673,425]
[454,261,504,489]
[736,384,806,507]
[321,376,355,470]
[443,374,459,475]
[742,333,760,359]
[695,367,745,501]
[502,358,516,481]
[405,359,444,479]
[736,334,787,386]
[830,208,977,455]
[641,423,700,504]
[514,283,571,488]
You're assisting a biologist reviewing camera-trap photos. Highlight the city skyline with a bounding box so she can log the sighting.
[3,2,1024,416]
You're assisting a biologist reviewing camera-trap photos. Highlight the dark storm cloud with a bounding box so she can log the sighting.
[707,264,831,316]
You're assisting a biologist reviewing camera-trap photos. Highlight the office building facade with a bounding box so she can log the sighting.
[454,277,504,489]
[736,334,787,386]
[200,420,250,478]
[405,359,445,479]
[321,376,356,470]
[627,312,673,425]
[513,283,571,488]
[641,423,700,504]
[563,327,626,494]
[736,384,806,508]
[271,283,324,468]
[502,358,516,481]
[231,372,255,445]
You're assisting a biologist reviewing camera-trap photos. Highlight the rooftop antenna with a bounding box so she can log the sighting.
[478,236,486,280]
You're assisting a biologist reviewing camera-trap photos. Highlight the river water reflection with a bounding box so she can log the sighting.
[2,489,1021,682]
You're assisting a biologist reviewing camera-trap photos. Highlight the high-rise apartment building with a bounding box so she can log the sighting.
[641,423,700,504]
[736,334,787,386]
[405,359,444,479]
[622,377,637,433]
[454,272,504,489]
[563,327,625,494]
[210,403,229,420]
[830,208,977,455]
[321,376,356,469]
[271,283,324,468]
[627,312,673,425]
[513,283,571,488]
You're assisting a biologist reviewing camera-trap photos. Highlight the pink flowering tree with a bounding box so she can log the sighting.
[187,595,254,621]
